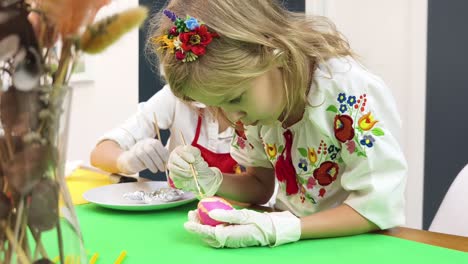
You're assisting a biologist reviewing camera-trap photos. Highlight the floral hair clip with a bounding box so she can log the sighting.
[153,9,219,62]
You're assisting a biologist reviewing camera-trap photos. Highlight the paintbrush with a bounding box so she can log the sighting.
[178,131,204,198]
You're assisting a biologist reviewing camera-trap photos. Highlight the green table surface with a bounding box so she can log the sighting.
[72,202,468,264]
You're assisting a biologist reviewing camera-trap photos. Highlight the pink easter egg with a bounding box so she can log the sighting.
[197,196,234,226]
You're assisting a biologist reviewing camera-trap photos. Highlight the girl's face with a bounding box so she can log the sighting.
[186,67,286,126]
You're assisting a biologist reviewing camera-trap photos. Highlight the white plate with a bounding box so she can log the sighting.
[82,182,196,211]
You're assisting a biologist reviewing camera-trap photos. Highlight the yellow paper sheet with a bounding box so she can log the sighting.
[66,168,112,205]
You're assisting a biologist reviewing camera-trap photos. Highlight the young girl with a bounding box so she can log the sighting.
[90,84,242,187]
[151,0,407,248]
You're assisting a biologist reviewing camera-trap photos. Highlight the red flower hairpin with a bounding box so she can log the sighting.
[153,10,219,62]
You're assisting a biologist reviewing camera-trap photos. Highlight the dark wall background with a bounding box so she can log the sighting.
[138,0,169,180]
[424,0,468,229]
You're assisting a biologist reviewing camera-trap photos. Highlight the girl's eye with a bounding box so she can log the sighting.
[229,94,243,104]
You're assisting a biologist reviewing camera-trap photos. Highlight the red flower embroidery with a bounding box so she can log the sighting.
[313,161,340,186]
[237,137,246,149]
[346,140,356,154]
[306,177,316,189]
[300,186,307,203]
[334,114,355,142]
[319,188,326,197]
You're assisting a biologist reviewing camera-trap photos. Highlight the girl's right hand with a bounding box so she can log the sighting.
[167,145,223,197]
[116,138,168,175]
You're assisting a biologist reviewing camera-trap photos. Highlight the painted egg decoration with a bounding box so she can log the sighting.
[197,196,234,226]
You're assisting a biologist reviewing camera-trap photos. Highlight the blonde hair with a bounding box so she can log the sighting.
[146,0,353,120]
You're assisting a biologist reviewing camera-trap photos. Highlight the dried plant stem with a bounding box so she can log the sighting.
[0,235,6,260]
[19,203,31,260]
[2,179,8,194]
[0,144,6,163]
[14,199,25,245]
[65,51,80,84]
[43,47,51,61]
[4,231,12,264]
[0,151,8,165]
[18,222,28,260]
[52,39,73,103]
[37,121,46,135]
[2,224,31,264]
[20,231,31,261]
[54,40,72,85]
[0,139,10,193]
[56,220,65,264]
[37,16,46,51]
[30,229,48,260]
[3,129,14,160]
[0,166,8,194]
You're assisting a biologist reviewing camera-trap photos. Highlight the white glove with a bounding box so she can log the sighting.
[167,145,222,197]
[184,209,301,248]
[116,138,169,175]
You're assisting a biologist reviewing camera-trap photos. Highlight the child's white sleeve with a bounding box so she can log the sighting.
[324,64,408,230]
[97,85,176,150]
[340,130,407,229]
[230,126,273,169]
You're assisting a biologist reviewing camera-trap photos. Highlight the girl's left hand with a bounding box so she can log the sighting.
[184,208,301,248]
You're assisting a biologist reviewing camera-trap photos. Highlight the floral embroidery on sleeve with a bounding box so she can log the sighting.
[231,128,254,151]
[327,92,385,157]
[265,143,284,161]
[265,134,343,203]
[233,164,246,174]
[295,140,343,203]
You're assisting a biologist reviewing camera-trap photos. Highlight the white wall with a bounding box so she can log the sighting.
[66,0,139,165]
[306,0,427,228]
